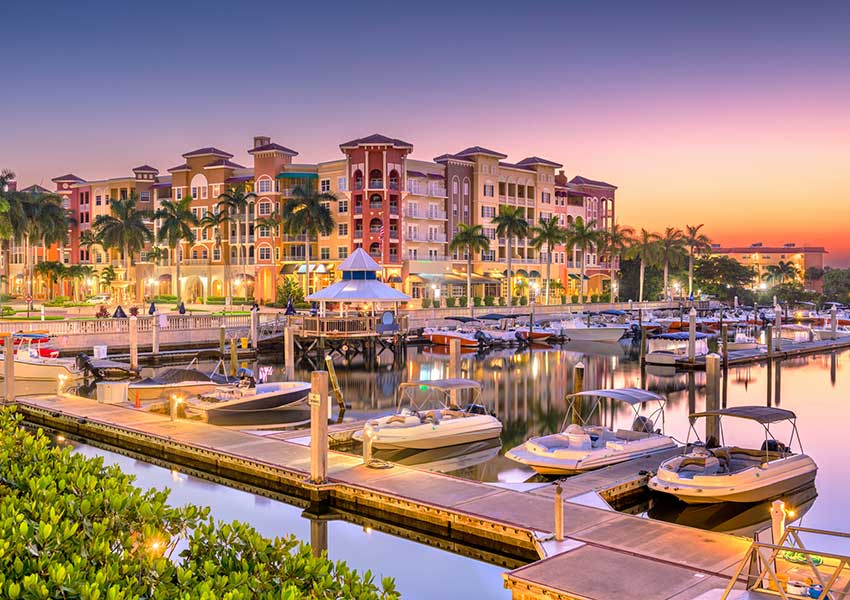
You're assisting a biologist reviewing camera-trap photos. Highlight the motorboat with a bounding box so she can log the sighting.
[778,324,811,343]
[128,352,241,401]
[644,332,710,366]
[423,326,491,348]
[725,324,763,351]
[0,334,84,382]
[513,324,554,343]
[353,378,502,450]
[555,317,628,342]
[648,406,817,504]
[372,438,501,473]
[812,326,850,341]
[187,380,311,425]
[505,388,677,475]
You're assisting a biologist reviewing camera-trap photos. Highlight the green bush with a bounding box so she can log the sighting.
[571,295,579,303]
[498,297,506,306]
[276,275,305,305]
[152,294,178,303]
[0,305,14,316]
[0,293,14,302]
[519,296,528,306]
[44,295,70,307]
[590,294,599,303]
[458,296,468,308]
[473,297,483,307]
[206,296,255,305]
[560,295,567,305]
[421,297,431,309]
[510,296,519,306]
[445,297,456,308]
[432,298,441,308]
[484,296,495,307]
[0,409,398,599]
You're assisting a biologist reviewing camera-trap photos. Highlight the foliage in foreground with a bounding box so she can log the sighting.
[0,409,399,599]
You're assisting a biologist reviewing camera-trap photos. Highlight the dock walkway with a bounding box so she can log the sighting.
[675,336,850,370]
[13,394,753,599]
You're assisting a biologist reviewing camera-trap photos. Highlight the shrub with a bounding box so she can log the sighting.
[484,296,495,307]
[432,298,441,308]
[129,306,140,317]
[560,295,567,305]
[498,297,506,306]
[276,275,305,305]
[473,297,483,307]
[510,296,519,306]
[152,294,178,303]
[445,297,456,308]
[0,293,14,302]
[571,295,579,304]
[95,305,110,319]
[519,296,528,306]
[0,409,398,599]
[458,296,468,308]
[590,294,599,303]
[421,297,431,309]
[206,296,255,305]
[0,305,14,316]
[43,295,71,307]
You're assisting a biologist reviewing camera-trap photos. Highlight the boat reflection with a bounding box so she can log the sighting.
[370,438,502,475]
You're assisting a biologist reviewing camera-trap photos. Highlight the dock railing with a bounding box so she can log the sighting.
[288,314,409,338]
[0,314,260,337]
[721,525,850,599]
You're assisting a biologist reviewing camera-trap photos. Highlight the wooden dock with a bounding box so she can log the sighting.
[11,394,756,599]
[674,336,850,370]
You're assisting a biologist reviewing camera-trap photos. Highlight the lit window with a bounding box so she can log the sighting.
[338,246,348,258]
[257,179,272,193]
[259,246,271,260]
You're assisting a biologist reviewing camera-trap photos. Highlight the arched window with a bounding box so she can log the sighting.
[369,217,383,233]
[256,176,273,194]
[190,174,208,200]
[353,170,363,190]
[369,194,383,210]
[369,242,381,258]
[388,169,399,190]
[369,169,383,188]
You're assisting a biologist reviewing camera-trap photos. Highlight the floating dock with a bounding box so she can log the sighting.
[672,336,850,370]
[12,394,756,599]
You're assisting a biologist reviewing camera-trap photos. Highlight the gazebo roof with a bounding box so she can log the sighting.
[337,248,381,272]
[306,279,411,302]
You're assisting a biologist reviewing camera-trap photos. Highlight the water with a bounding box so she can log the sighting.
[67,441,509,599]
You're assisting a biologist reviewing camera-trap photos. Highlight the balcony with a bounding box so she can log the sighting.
[388,206,399,215]
[368,179,383,189]
[388,181,399,191]
[354,205,363,214]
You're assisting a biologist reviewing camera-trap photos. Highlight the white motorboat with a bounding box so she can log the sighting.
[812,327,850,341]
[555,317,628,342]
[0,334,84,382]
[423,326,490,348]
[648,406,817,504]
[187,380,311,424]
[505,388,677,475]
[353,379,502,450]
[644,332,710,365]
[128,352,240,401]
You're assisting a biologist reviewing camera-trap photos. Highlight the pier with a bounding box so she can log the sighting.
[11,393,759,599]
[675,336,850,370]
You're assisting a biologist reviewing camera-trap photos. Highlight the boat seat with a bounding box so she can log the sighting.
[676,455,721,477]
[531,434,574,451]
[615,429,652,441]
[421,410,442,424]
[441,410,466,420]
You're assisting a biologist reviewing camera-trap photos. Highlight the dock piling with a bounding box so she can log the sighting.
[3,334,14,403]
[831,305,838,340]
[129,316,139,371]
[229,338,238,376]
[449,339,461,405]
[309,370,329,484]
[363,423,374,466]
[687,308,697,363]
[284,326,295,380]
[774,303,782,351]
[219,325,226,354]
[721,323,729,365]
[705,353,721,444]
[554,482,564,542]
[152,313,161,355]
[770,499,786,544]
[250,309,259,350]
[573,361,584,394]
[766,324,774,358]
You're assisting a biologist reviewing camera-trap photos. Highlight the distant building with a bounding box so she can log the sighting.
[710,242,826,291]
[18,183,51,195]
[2,180,16,193]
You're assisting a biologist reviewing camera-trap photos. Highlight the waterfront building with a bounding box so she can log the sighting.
[8,134,617,305]
[710,242,826,291]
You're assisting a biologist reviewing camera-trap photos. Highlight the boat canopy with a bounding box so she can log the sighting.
[653,332,711,340]
[599,309,626,316]
[478,313,511,321]
[691,406,796,424]
[445,316,479,323]
[400,378,482,392]
[568,388,665,406]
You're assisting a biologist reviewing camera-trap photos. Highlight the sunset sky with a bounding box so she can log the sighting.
[2,1,849,263]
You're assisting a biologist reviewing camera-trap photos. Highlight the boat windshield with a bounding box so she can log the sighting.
[561,388,667,433]
[397,379,482,412]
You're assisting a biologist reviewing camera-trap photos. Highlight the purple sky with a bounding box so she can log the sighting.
[3,1,849,263]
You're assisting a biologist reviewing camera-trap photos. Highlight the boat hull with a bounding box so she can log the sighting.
[561,327,627,343]
[506,440,676,475]
[129,381,223,401]
[0,356,83,382]
[354,416,502,450]
[424,333,481,348]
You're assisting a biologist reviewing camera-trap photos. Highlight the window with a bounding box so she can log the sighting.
[258,202,271,216]
[257,179,272,193]
[452,180,459,195]
[258,226,270,237]
[320,179,331,193]
[95,195,102,206]
[140,191,150,202]
[320,247,330,260]
[259,246,271,260]
[191,187,198,198]
[481,206,496,219]
[338,199,348,213]
[483,184,494,197]
[338,223,349,236]
[498,182,506,196]
[337,176,348,191]
[200,186,208,199]
[176,188,182,200]
[338,246,348,259]
[463,181,469,195]
[541,192,551,203]
[213,248,220,261]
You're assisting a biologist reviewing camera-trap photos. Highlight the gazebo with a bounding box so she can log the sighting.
[306,248,410,317]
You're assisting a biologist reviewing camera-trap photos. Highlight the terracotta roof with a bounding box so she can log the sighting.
[204,159,246,169]
[132,165,159,173]
[51,173,85,183]
[499,161,535,172]
[712,246,826,254]
[248,142,298,156]
[225,174,254,184]
[20,184,52,194]
[454,146,508,159]
[569,175,617,189]
[150,182,172,190]
[339,134,413,150]
[167,163,190,172]
[516,156,563,169]
[181,147,234,159]
[432,153,473,164]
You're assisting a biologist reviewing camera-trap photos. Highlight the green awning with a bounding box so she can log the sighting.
[275,172,318,179]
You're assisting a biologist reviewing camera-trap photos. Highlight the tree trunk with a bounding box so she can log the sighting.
[304,232,310,298]
[663,260,669,300]
[688,253,694,299]
[579,252,586,304]
[506,238,513,306]
[610,256,617,302]
[175,242,182,304]
[466,252,473,317]
[243,206,249,281]
[545,254,552,306]
[639,259,645,302]
[2,240,9,296]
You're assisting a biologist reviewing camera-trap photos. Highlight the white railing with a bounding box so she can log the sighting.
[0,314,260,337]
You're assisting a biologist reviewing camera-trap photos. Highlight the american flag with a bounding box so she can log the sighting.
[378,223,385,249]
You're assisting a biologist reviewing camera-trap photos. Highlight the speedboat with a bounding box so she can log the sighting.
[505,388,677,475]
[0,334,84,382]
[725,324,763,351]
[423,326,490,348]
[812,326,850,341]
[353,379,502,450]
[128,351,240,401]
[644,332,710,365]
[555,317,628,342]
[187,380,311,425]
[648,406,817,504]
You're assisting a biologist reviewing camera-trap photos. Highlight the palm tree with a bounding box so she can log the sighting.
[529,216,567,305]
[154,197,199,304]
[626,229,661,302]
[24,193,69,301]
[492,205,529,305]
[565,217,602,304]
[201,210,232,299]
[78,230,99,263]
[92,195,153,279]
[145,245,169,265]
[100,265,117,290]
[256,210,284,295]
[0,180,28,296]
[216,185,257,285]
[684,224,712,299]
[764,261,799,286]
[657,227,686,300]
[599,223,634,302]
[449,224,491,314]
[282,186,336,296]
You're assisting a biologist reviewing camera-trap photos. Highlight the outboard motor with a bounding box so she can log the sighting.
[474,330,493,346]
[632,415,655,433]
[236,367,256,388]
[514,330,527,345]
[75,353,99,380]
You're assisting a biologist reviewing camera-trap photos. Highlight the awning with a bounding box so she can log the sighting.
[295,263,329,274]
[529,270,541,278]
[568,274,590,280]
[502,269,530,277]
[406,170,428,178]
[276,172,318,179]
[567,388,665,405]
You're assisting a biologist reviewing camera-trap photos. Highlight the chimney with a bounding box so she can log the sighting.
[253,136,270,149]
